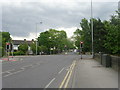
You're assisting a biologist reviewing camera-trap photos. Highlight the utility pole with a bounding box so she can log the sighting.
[36,22,42,55]
[91,0,94,58]
[36,23,38,55]
[80,41,83,59]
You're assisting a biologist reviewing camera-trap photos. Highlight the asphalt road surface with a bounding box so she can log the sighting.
[2,55,81,88]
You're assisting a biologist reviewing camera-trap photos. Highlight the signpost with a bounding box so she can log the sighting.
[6,43,10,61]
[80,41,83,59]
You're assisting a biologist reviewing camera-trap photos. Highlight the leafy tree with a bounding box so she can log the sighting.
[38,29,71,54]
[92,18,107,53]
[39,45,48,54]
[80,18,91,52]
[0,32,2,57]
[74,18,107,53]
[73,10,119,55]
[18,42,28,55]
[1,32,11,56]
[73,29,82,49]
[30,42,36,55]
[104,10,120,54]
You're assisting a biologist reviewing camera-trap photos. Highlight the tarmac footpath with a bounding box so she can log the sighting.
[71,58,118,88]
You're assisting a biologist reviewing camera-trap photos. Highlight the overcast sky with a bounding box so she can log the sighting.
[0,0,119,40]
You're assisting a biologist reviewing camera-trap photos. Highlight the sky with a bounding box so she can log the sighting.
[0,0,119,40]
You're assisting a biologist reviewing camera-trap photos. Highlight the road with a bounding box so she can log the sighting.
[2,55,81,88]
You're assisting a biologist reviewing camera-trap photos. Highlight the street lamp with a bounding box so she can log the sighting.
[36,22,42,55]
[49,37,51,55]
[91,0,94,58]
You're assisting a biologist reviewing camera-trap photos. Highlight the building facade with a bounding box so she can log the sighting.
[12,39,34,54]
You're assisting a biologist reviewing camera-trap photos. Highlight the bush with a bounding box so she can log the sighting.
[12,51,25,56]
[0,47,3,57]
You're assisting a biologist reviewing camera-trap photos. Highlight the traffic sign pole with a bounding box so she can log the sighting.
[6,43,10,61]
[80,41,83,59]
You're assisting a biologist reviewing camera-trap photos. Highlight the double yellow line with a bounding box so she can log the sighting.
[59,60,76,88]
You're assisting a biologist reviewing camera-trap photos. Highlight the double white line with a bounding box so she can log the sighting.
[59,60,76,88]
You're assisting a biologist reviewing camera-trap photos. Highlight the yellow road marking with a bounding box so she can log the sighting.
[64,61,76,88]
[59,61,76,88]
[59,62,73,88]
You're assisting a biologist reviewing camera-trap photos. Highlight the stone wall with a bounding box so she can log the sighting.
[94,53,120,71]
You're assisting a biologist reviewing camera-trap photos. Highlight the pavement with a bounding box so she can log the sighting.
[1,55,118,88]
[0,56,19,62]
[71,57,118,88]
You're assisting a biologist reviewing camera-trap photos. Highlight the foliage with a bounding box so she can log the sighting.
[39,45,48,54]
[30,42,37,55]
[12,51,25,56]
[73,10,119,55]
[38,29,74,54]
[1,32,11,56]
[18,42,28,54]
[104,10,120,54]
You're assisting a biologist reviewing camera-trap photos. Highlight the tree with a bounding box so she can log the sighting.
[91,18,107,53]
[30,42,36,55]
[38,29,70,54]
[73,10,119,55]
[18,42,28,55]
[74,18,108,53]
[104,10,120,54]
[73,28,83,49]
[80,18,91,52]
[39,45,48,54]
[1,32,11,56]
[73,18,91,52]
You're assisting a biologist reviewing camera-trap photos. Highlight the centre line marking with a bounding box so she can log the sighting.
[58,68,64,74]
[45,78,56,88]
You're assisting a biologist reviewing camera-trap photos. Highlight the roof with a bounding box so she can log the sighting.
[12,40,34,45]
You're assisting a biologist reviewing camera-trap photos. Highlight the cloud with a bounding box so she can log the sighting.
[57,27,77,38]
[1,1,118,40]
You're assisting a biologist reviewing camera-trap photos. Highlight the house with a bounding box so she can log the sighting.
[12,39,35,54]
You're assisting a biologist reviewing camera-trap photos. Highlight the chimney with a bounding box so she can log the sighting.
[24,39,26,41]
[32,39,34,41]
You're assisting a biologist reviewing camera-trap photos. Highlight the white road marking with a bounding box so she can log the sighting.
[3,70,24,77]
[20,58,23,61]
[20,68,25,70]
[22,65,32,68]
[45,78,56,88]
[58,68,64,74]
[0,69,15,74]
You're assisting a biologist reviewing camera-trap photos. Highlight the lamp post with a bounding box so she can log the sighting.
[49,37,51,55]
[36,22,42,55]
[91,0,94,58]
